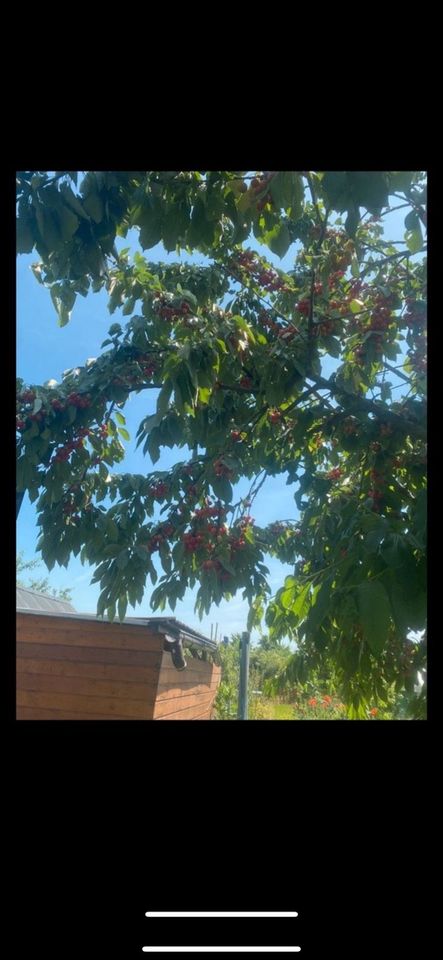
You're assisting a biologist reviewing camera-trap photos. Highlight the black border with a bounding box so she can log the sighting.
[11,158,434,960]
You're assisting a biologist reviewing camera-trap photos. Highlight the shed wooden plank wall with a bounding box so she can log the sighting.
[16,613,163,720]
[17,614,221,720]
[153,651,221,720]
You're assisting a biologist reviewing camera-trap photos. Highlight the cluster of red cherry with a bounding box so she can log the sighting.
[327,467,342,481]
[142,522,175,553]
[367,468,385,511]
[17,388,94,433]
[257,310,300,342]
[250,172,276,211]
[229,250,289,292]
[152,296,192,320]
[148,482,169,500]
[51,423,108,464]
[213,458,234,478]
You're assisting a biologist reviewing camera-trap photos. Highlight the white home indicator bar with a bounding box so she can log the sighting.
[142,949,301,954]
[146,913,298,919]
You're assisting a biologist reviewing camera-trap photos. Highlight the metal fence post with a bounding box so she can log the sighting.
[238,630,250,720]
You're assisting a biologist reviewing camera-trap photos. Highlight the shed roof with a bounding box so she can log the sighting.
[16,592,216,650]
[16,586,77,615]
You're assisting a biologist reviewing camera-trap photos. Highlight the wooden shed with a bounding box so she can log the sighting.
[16,587,221,720]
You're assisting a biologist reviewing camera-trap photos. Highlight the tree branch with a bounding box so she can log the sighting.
[311,374,426,439]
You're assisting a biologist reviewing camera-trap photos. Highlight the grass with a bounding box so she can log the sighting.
[271,702,295,719]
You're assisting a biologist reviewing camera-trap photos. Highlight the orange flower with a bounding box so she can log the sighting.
[323,695,332,704]
[308,697,317,707]
[369,707,378,717]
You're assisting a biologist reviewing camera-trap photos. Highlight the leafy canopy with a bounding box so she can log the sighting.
[16,170,427,715]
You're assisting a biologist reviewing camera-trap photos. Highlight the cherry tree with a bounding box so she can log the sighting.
[16,171,427,715]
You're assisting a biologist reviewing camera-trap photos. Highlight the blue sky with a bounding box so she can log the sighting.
[16,193,412,641]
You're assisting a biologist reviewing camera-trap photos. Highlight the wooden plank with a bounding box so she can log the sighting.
[158,670,218,690]
[159,660,216,673]
[155,698,216,721]
[17,657,159,686]
[17,642,163,669]
[17,689,154,719]
[16,615,163,652]
[17,671,157,702]
[160,668,221,684]
[160,655,214,671]
[153,691,214,720]
[159,669,216,686]
[157,680,218,699]
[16,707,132,720]
[156,681,220,701]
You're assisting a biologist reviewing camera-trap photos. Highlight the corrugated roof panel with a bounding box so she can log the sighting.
[16,586,76,615]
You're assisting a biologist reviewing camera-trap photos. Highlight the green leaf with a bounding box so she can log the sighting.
[347,172,389,215]
[162,205,190,251]
[321,172,349,212]
[58,205,79,241]
[118,595,128,622]
[34,202,64,251]
[322,336,341,357]
[146,431,160,464]
[108,323,123,336]
[83,192,104,223]
[264,222,291,259]
[116,549,130,570]
[107,601,116,623]
[118,427,130,441]
[405,225,423,254]
[270,173,303,218]
[50,283,76,327]
[162,208,182,252]
[59,182,89,219]
[139,216,162,249]
[159,542,172,574]
[380,381,391,402]
[414,489,427,539]
[389,171,414,192]
[350,255,360,278]
[180,288,198,309]
[383,342,399,360]
[390,584,426,633]
[305,578,332,635]
[17,216,35,253]
[211,476,233,502]
[280,586,295,610]
[157,382,173,416]
[292,583,311,618]
[345,204,360,238]
[105,518,119,541]
[115,411,126,425]
[356,580,392,657]
[404,210,420,232]
[350,298,364,314]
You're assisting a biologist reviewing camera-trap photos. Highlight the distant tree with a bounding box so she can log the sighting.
[250,639,292,682]
[16,550,73,602]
